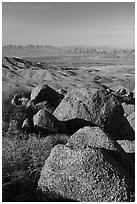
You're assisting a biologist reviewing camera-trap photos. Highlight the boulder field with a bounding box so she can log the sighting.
[7,83,135,201]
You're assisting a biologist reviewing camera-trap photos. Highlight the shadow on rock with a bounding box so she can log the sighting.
[116,117,135,141]
[102,148,135,179]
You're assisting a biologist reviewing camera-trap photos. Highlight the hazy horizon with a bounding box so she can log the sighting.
[2,2,135,49]
[2,44,135,50]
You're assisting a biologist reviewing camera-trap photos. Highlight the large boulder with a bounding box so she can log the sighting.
[53,87,124,137]
[67,127,134,177]
[30,84,63,108]
[38,144,134,202]
[37,127,134,202]
[33,109,68,135]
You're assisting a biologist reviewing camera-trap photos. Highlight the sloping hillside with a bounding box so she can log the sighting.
[2,56,135,98]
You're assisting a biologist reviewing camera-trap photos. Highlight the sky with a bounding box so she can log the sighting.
[2,2,135,48]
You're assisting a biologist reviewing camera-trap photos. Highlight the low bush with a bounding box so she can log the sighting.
[2,133,60,201]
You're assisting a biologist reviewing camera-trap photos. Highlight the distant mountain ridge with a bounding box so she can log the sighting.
[3,44,135,56]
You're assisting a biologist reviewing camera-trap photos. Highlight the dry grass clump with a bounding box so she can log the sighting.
[2,133,64,201]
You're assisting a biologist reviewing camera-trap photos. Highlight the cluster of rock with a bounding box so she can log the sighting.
[115,88,135,105]
[102,87,135,105]
[8,83,135,201]
[9,84,65,135]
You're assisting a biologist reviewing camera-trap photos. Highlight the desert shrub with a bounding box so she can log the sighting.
[2,133,69,201]
[3,135,51,182]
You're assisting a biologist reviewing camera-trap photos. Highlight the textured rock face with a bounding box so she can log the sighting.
[53,87,124,136]
[38,144,134,202]
[67,127,123,151]
[30,84,63,107]
[117,140,135,153]
[67,127,134,177]
[37,127,134,202]
[122,103,135,117]
[33,109,68,134]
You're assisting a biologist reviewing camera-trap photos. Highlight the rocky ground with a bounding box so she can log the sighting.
[2,47,135,201]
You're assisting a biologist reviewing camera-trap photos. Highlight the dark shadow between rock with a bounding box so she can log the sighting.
[63,118,98,135]
[2,178,39,202]
[36,188,78,202]
[33,125,68,136]
[3,182,77,202]
[33,126,59,136]
[127,153,135,163]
